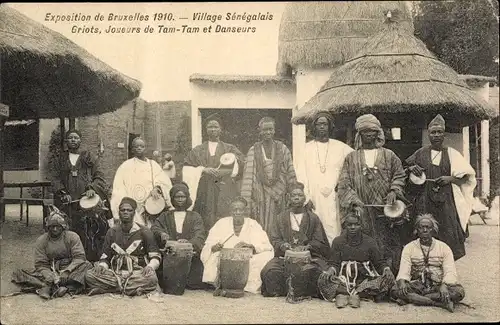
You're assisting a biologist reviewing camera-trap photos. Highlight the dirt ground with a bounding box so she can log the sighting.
[1,206,499,324]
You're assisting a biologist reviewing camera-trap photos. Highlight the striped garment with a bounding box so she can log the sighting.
[396,238,458,285]
[240,140,296,234]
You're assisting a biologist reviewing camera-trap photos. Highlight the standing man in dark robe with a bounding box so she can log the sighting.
[183,120,244,231]
[337,114,408,273]
[260,182,330,298]
[405,115,476,260]
[241,117,297,235]
[50,129,110,262]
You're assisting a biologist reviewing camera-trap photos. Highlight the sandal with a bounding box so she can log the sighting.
[349,294,360,308]
[335,294,349,308]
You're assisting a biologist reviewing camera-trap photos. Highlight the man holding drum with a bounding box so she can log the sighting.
[110,137,172,227]
[183,119,245,230]
[405,114,476,261]
[49,129,110,262]
[201,196,274,295]
[337,114,409,274]
[260,182,330,300]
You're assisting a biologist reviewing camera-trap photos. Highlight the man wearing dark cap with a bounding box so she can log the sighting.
[405,114,476,260]
[85,197,161,296]
[183,119,245,230]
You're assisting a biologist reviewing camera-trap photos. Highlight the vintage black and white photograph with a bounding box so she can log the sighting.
[0,1,499,323]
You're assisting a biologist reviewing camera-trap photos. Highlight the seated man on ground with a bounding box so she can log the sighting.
[391,214,465,313]
[12,208,92,299]
[151,182,207,290]
[200,196,274,295]
[85,197,161,296]
[260,182,330,300]
[318,212,395,308]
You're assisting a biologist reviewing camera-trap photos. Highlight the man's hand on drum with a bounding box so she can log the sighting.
[408,164,424,177]
[385,190,397,205]
[234,242,255,253]
[60,192,72,204]
[160,232,169,245]
[177,238,190,244]
[203,167,220,178]
[142,265,155,277]
[211,243,223,253]
[280,242,292,252]
[150,186,162,200]
[83,188,96,198]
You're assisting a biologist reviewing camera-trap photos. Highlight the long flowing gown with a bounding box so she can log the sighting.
[295,139,353,244]
[405,146,476,260]
[50,150,110,262]
[337,148,408,273]
[241,140,297,234]
[151,210,207,289]
[110,157,172,227]
[183,141,244,230]
[200,217,274,294]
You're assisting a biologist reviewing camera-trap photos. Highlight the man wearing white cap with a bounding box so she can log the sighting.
[405,114,476,260]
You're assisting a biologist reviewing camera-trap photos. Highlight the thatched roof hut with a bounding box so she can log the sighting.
[276,1,413,76]
[291,10,497,129]
[0,4,142,120]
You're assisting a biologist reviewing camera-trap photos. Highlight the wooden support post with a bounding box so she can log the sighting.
[69,117,76,130]
[481,119,490,198]
[0,103,9,224]
[59,117,65,153]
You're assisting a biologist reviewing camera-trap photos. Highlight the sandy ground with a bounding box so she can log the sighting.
[1,205,499,324]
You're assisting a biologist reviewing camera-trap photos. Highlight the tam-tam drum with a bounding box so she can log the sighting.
[144,196,166,215]
[284,248,313,303]
[162,241,194,295]
[79,194,104,213]
[218,153,236,169]
[218,247,253,298]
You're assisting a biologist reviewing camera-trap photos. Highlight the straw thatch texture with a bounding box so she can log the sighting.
[291,17,496,128]
[0,5,142,119]
[189,74,295,85]
[276,1,413,76]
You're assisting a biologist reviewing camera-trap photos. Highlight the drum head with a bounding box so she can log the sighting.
[145,197,165,215]
[409,172,426,185]
[384,200,406,219]
[79,194,101,210]
[219,153,236,166]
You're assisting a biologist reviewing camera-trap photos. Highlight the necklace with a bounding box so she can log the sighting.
[316,141,329,173]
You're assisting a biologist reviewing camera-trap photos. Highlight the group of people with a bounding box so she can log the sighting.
[11,112,476,313]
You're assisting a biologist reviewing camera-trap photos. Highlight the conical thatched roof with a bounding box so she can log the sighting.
[276,1,413,76]
[291,11,496,128]
[0,5,142,120]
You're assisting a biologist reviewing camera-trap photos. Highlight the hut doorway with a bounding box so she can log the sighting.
[199,109,293,156]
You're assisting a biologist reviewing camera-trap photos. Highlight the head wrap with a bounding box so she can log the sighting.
[131,137,145,146]
[206,119,222,129]
[414,213,439,235]
[287,182,305,194]
[65,129,82,139]
[428,114,445,131]
[353,114,385,149]
[46,209,68,230]
[231,196,248,207]
[169,182,193,209]
[310,111,334,137]
[119,197,137,210]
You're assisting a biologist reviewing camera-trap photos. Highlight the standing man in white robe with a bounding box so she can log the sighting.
[110,138,172,227]
[296,112,353,244]
[201,196,274,294]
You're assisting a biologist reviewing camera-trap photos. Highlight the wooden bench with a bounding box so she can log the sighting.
[1,181,53,227]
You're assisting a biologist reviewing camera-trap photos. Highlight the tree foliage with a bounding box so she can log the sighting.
[414,0,499,77]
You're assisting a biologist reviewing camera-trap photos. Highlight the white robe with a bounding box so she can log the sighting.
[200,217,274,294]
[110,157,172,226]
[295,139,353,244]
[447,147,477,231]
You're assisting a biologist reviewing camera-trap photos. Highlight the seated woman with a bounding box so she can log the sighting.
[260,182,330,299]
[85,197,161,296]
[200,196,274,295]
[151,182,207,290]
[12,208,92,299]
[318,212,395,308]
[391,214,465,313]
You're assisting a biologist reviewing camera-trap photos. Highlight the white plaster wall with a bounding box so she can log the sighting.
[190,81,296,146]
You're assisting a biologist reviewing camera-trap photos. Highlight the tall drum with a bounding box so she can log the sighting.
[284,249,313,303]
[219,248,253,298]
[162,241,194,295]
